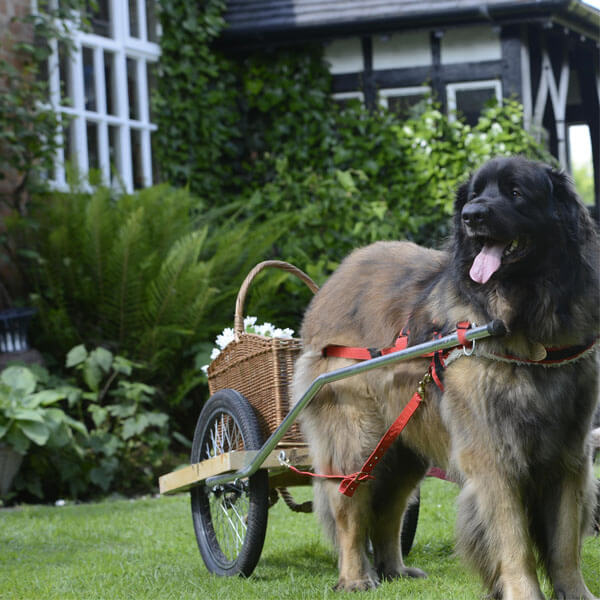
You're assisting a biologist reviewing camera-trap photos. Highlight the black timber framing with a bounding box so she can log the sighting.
[500,25,523,102]
[331,28,514,112]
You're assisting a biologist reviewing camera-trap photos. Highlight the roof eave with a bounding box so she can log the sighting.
[219,0,599,48]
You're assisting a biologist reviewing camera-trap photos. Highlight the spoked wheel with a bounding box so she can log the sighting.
[190,389,269,576]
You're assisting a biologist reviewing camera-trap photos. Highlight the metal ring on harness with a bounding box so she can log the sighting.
[462,323,477,356]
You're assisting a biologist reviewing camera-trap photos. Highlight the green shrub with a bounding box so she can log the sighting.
[11,347,178,501]
[23,184,284,387]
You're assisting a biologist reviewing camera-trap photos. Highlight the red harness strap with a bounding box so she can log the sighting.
[317,322,475,497]
[306,325,597,498]
[324,332,409,360]
[338,389,424,496]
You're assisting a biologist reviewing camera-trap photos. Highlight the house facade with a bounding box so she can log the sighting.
[222,0,600,214]
[0,1,598,212]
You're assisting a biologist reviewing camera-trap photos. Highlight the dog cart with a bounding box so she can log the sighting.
[158,261,507,577]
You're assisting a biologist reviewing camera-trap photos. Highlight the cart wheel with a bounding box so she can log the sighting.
[400,490,420,557]
[190,389,269,577]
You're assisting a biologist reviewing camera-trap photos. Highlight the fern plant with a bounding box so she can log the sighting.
[23,185,285,388]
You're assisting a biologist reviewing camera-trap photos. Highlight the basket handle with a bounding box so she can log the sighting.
[234,260,319,338]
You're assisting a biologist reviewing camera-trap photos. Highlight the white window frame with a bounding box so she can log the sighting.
[45,0,160,192]
[446,79,502,122]
[332,91,365,104]
[378,85,431,110]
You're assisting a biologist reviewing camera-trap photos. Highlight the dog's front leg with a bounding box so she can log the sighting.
[456,467,545,600]
[324,482,378,592]
[544,465,598,600]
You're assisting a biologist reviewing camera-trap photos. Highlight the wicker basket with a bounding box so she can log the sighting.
[207,261,319,446]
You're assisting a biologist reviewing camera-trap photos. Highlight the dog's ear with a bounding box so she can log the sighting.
[453,179,471,232]
[546,166,594,240]
[455,180,470,210]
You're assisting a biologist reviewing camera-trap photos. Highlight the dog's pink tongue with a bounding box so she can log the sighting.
[469,242,506,284]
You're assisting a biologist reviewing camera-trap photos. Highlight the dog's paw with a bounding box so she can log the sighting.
[553,589,598,600]
[333,576,378,592]
[377,565,428,581]
[400,566,428,579]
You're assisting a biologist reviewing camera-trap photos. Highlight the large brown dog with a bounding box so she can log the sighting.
[292,157,599,598]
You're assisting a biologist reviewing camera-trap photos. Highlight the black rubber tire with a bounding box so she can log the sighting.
[400,490,420,557]
[190,389,269,577]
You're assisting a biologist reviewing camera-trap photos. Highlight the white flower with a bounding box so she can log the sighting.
[272,327,294,339]
[402,125,413,136]
[215,328,235,349]
[201,317,296,375]
[490,122,503,135]
[244,316,257,328]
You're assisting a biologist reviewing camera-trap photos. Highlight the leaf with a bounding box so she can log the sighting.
[106,403,136,418]
[18,421,50,446]
[121,414,149,440]
[66,344,88,368]
[83,361,102,393]
[1,366,36,396]
[90,347,113,373]
[5,426,30,454]
[29,389,66,406]
[88,405,108,428]
[12,409,45,422]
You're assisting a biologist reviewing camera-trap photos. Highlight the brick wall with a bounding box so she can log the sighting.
[0,0,35,309]
[0,0,34,64]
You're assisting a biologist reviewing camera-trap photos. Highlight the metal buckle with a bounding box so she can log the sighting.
[463,322,476,356]
[417,372,433,400]
[278,449,290,467]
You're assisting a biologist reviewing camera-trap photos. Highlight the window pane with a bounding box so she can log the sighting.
[87,121,99,169]
[387,94,427,120]
[146,0,158,42]
[455,87,497,126]
[129,0,140,38]
[82,46,96,111]
[63,120,74,165]
[104,51,116,116]
[130,129,143,188]
[127,58,140,120]
[87,0,111,37]
[108,125,120,182]
[58,41,72,106]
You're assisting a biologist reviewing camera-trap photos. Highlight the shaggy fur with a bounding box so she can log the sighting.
[292,157,599,598]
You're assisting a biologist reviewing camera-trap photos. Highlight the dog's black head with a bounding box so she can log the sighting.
[453,156,590,286]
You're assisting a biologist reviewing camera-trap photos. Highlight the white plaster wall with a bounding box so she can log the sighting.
[373,31,431,70]
[323,38,363,74]
[441,25,501,64]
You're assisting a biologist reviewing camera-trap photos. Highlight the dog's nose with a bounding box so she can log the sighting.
[462,202,489,226]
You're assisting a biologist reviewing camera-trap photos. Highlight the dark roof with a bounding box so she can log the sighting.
[222,0,600,44]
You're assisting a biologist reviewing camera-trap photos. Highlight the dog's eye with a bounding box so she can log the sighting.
[512,188,521,198]
[470,191,477,200]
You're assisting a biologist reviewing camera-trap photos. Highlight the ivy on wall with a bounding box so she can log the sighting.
[152,0,242,198]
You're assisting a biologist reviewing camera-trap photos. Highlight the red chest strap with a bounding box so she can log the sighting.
[317,322,475,497]
[323,333,409,360]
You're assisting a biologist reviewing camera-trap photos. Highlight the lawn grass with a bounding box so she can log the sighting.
[1,476,599,599]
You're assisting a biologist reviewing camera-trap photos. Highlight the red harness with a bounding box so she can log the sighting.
[288,323,597,497]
